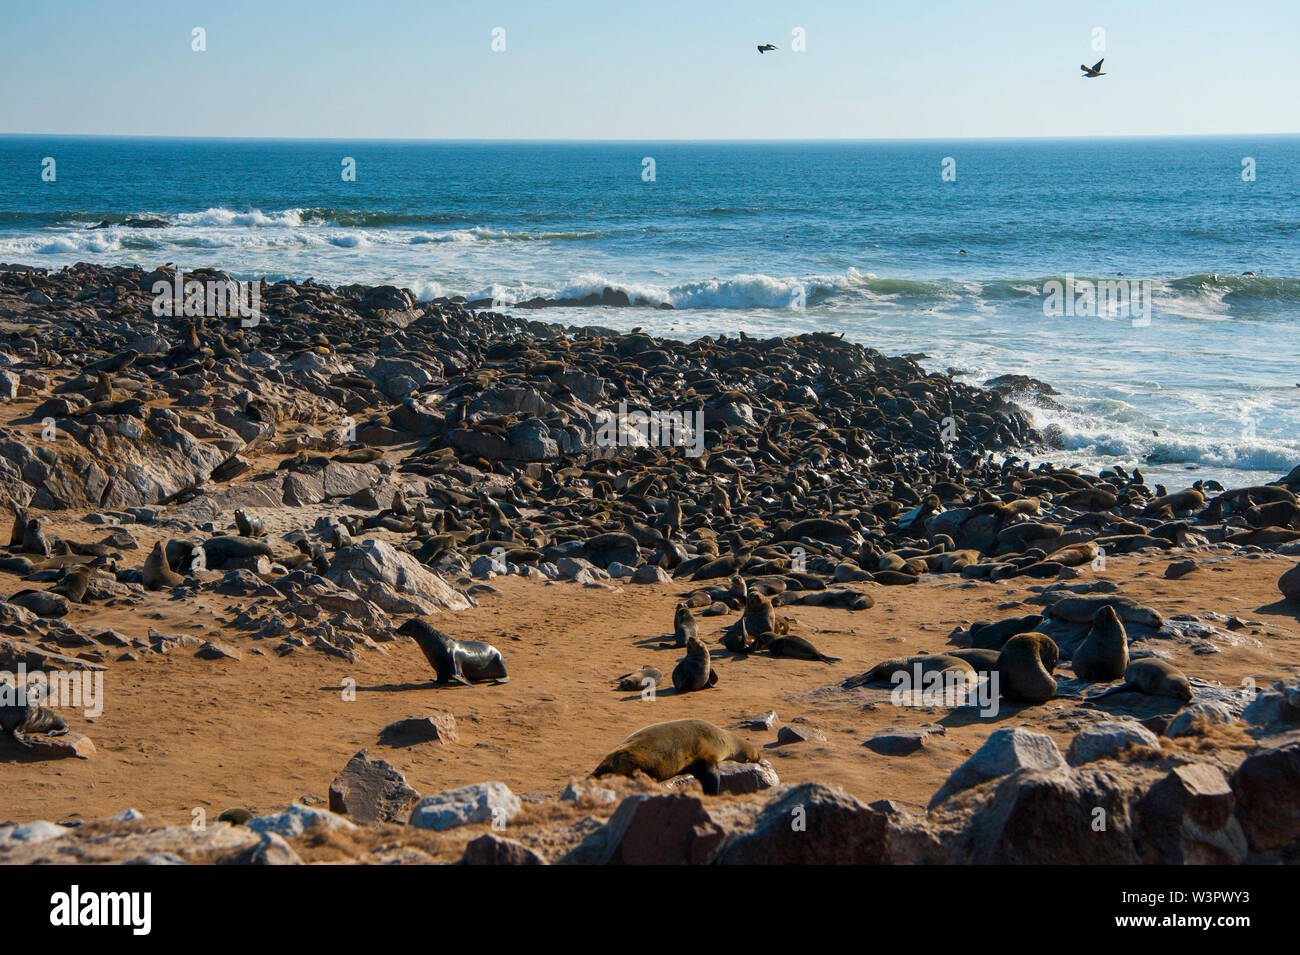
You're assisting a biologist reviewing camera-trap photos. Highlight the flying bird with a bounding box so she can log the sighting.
[1081,58,1105,78]
[757,44,777,53]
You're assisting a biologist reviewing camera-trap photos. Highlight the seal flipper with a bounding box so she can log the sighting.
[1087,681,1135,702]
[820,654,843,665]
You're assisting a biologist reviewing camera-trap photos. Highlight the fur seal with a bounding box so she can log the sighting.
[751,632,841,664]
[741,590,787,637]
[1089,658,1193,704]
[398,618,509,685]
[50,564,92,603]
[614,667,663,692]
[970,614,1044,650]
[673,602,698,648]
[944,647,1001,676]
[7,508,28,548]
[234,508,267,539]
[1072,605,1128,682]
[996,633,1059,703]
[142,541,184,590]
[591,718,760,795]
[22,518,50,557]
[671,635,717,692]
[846,653,975,687]
[0,689,68,747]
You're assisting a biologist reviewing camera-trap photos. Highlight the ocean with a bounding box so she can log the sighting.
[1,135,1297,489]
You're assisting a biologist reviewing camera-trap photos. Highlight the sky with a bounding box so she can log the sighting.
[1,0,1297,140]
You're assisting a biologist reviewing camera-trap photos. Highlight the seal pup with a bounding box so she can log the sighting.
[614,667,663,692]
[398,619,509,685]
[142,541,185,590]
[591,718,761,795]
[1089,659,1193,704]
[234,508,267,539]
[673,602,698,648]
[751,632,841,664]
[996,633,1059,703]
[1072,605,1128,682]
[671,635,717,693]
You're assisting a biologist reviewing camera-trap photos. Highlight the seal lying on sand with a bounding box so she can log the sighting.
[591,718,761,795]
[750,632,841,664]
[1089,658,1193,704]
[398,619,509,686]
[0,690,68,747]
[613,666,663,691]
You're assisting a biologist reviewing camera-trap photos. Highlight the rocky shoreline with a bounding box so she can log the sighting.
[0,261,1298,865]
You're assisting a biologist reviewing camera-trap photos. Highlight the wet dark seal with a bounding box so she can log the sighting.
[398,618,509,685]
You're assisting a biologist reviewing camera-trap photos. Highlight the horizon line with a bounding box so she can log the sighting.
[2,132,1298,145]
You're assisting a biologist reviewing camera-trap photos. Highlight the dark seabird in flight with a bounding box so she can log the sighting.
[757,44,777,53]
[1081,58,1105,77]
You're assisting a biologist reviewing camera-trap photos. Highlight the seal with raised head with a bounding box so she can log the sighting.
[234,508,267,539]
[673,602,698,648]
[671,635,717,692]
[996,633,1059,703]
[398,618,509,685]
[614,666,663,692]
[22,518,50,557]
[591,718,761,795]
[751,632,841,664]
[7,508,28,548]
[0,688,68,747]
[50,564,92,603]
[142,540,184,590]
[1089,658,1193,704]
[1072,605,1128,682]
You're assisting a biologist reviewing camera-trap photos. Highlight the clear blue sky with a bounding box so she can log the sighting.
[2,0,1296,139]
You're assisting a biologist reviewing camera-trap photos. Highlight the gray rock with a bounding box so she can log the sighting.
[408,782,521,831]
[246,804,356,839]
[1166,701,1235,738]
[1066,720,1160,765]
[930,727,1065,806]
[328,750,421,825]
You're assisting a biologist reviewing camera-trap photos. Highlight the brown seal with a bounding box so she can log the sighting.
[614,667,663,692]
[996,633,1059,703]
[591,718,760,795]
[673,602,698,648]
[234,508,267,539]
[750,632,841,664]
[1072,605,1128,682]
[1089,658,1193,704]
[671,635,717,692]
[142,540,184,590]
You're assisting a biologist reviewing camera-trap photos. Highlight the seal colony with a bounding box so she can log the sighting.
[0,263,1299,864]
